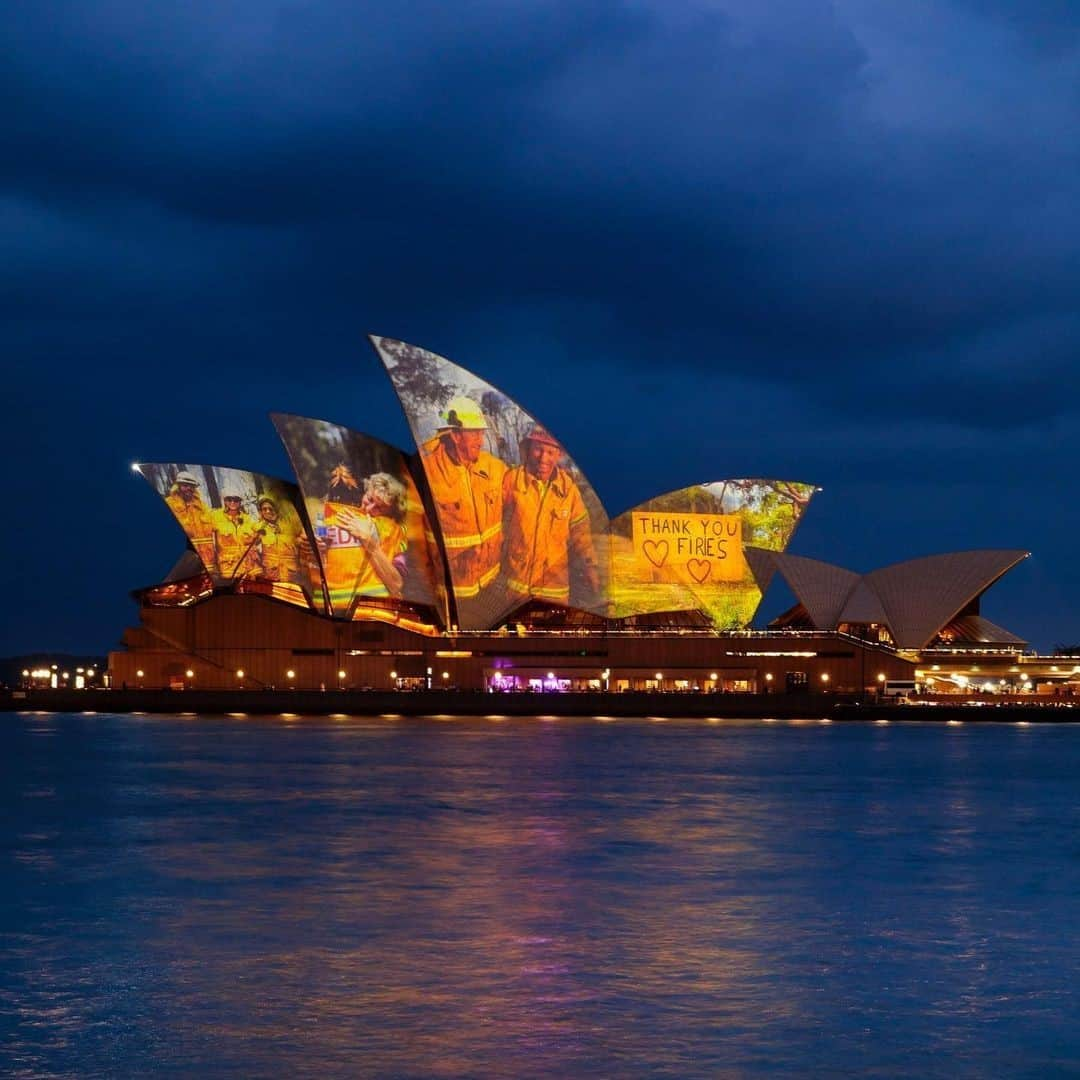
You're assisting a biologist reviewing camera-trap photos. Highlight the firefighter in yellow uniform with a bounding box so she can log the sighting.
[165,472,217,574]
[502,425,599,608]
[255,495,303,583]
[420,396,506,627]
[210,493,262,582]
[321,472,408,615]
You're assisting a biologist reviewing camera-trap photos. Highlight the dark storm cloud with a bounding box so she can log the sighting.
[5,1,1077,405]
[4,0,1080,650]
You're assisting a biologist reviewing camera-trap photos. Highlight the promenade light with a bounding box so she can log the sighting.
[442,671,449,680]
[236,669,244,679]
[877,673,886,683]
[765,673,773,682]
[390,670,397,680]
[655,672,663,681]
[136,669,144,678]
[185,669,194,678]
[820,673,830,683]
[286,670,295,680]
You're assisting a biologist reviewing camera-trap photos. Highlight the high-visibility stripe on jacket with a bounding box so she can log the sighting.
[322,501,407,613]
[502,465,597,604]
[421,438,506,599]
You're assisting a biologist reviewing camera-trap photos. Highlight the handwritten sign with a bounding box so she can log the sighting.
[631,512,745,584]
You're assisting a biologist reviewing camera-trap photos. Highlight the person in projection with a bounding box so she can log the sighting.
[209,492,262,582]
[502,424,599,607]
[321,467,407,609]
[164,471,217,573]
[421,396,507,622]
[254,495,304,585]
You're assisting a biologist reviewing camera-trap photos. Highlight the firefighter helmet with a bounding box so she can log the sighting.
[524,424,561,449]
[439,396,488,431]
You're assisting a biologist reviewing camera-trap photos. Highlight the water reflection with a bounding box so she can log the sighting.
[1,716,1079,1076]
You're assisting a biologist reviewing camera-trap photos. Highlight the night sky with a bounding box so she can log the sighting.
[5,1,1079,654]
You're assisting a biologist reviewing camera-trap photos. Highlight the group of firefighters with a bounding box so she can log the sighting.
[422,395,600,627]
[165,478,308,587]
[162,396,599,626]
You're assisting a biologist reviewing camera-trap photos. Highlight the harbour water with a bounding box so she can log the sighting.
[2,712,1079,1077]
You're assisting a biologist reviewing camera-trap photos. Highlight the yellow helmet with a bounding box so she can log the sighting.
[439,396,488,431]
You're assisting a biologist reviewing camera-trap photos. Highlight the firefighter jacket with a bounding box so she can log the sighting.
[502,465,598,604]
[421,438,507,599]
[209,508,262,582]
[257,519,303,583]
[166,490,217,573]
[321,501,407,613]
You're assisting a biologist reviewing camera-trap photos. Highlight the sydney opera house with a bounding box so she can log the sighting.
[110,337,1045,697]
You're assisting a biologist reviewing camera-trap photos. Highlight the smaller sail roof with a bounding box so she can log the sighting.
[864,550,1029,649]
[756,548,1029,649]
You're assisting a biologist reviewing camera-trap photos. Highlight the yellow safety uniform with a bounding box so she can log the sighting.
[322,501,407,612]
[258,519,303,583]
[502,465,597,604]
[421,437,506,599]
[165,490,217,573]
[210,508,261,582]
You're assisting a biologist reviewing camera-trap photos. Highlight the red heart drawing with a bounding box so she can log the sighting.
[642,539,669,568]
[687,558,711,584]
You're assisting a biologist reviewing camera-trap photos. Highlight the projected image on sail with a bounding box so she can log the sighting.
[137,463,323,610]
[609,479,817,628]
[272,414,444,630]
[372,336,609,629]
